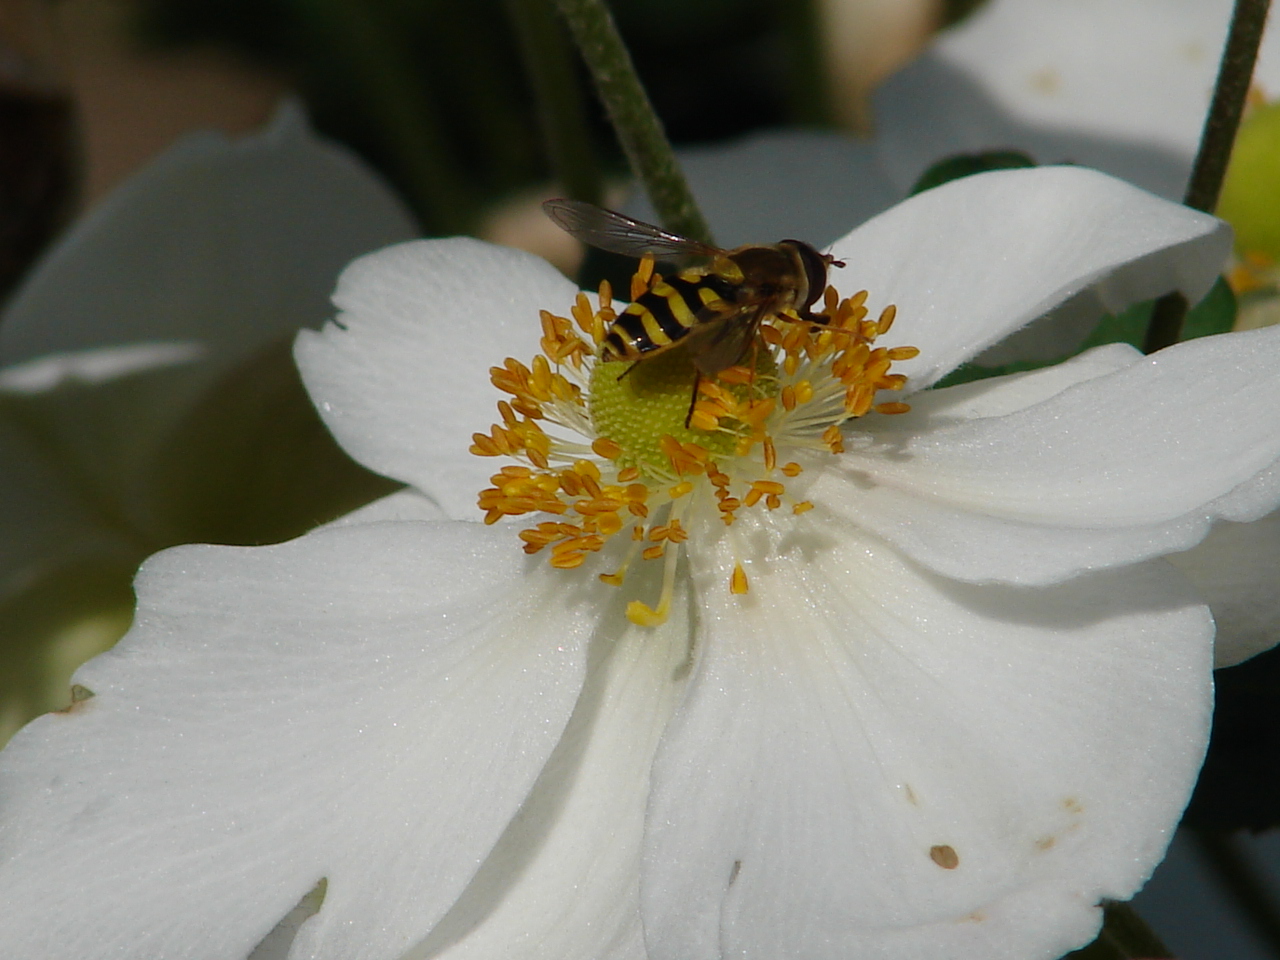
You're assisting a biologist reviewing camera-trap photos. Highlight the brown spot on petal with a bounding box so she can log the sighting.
[53,684,95,715]
[1063,797,1083,814]
[1036,836,1056,851]
[929,845,959,869]
[903,784,918,806]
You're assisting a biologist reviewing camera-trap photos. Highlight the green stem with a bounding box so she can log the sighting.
[300,0,474,233]
[506,0,604,204]
[1182,0,1272,215]
[552,0,713,243]
[1143,0,1272,352]
[433,0,540,193]
[778,0,834,127]
[1190,829,1280,958]
[1062,901,1174,959]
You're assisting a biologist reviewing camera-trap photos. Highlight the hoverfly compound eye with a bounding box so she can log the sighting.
[785,241,834,311]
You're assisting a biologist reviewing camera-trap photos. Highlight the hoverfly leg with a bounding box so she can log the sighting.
[616,360,643,382]
[797,308,830,327]
[684,373,702,429]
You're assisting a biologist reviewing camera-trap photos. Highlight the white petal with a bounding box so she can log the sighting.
[627,130,900,249]
[1168,512,1280,668]
[642,516,1212,960]
[873,0,1280,199]
[0,521,595,960]
[827,166,1229,388]
[402,584,692,960]
[824,326,1280,584]
[899,341,1141,423]
[320,488,446,528]
[295,239,575,519]
[0,100,416,368]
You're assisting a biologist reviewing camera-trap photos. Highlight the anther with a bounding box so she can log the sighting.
[822,424,845,453]
[877,304,897,334]
[875,401,912,415]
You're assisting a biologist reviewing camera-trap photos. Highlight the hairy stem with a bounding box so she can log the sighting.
[506,0,603,204]
[1144,0,1272,352]
[552,0,713,243]
[779,0,834,127]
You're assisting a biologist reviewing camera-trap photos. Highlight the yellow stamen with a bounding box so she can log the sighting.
[473,264,919,626]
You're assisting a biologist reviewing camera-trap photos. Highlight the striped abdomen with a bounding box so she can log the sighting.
[601,273,736,361]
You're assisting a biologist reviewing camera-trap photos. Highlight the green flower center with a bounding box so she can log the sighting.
[588,346,779,478]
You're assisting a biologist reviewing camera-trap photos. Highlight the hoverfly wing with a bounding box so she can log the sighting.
[683,303,767,377]
[542,199,722,262]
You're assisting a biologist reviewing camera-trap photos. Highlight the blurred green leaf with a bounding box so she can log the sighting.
[1082,277,1238,352]
[908,150,1037,197]
[151,336,401,547]
[0,559,136,744]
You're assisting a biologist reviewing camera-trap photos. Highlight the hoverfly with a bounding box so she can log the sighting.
[543,199,845,395]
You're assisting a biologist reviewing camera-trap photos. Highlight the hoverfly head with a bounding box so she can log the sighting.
[783,240,841,312]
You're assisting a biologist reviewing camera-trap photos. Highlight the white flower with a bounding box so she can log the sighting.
[2,166,1277,960]
[0,101,416,737]
[873,0,1280,200]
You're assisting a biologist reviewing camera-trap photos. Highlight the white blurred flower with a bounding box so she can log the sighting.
[873,0,1280,200]
[0,101,415,737]
[1,167,1276,960]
